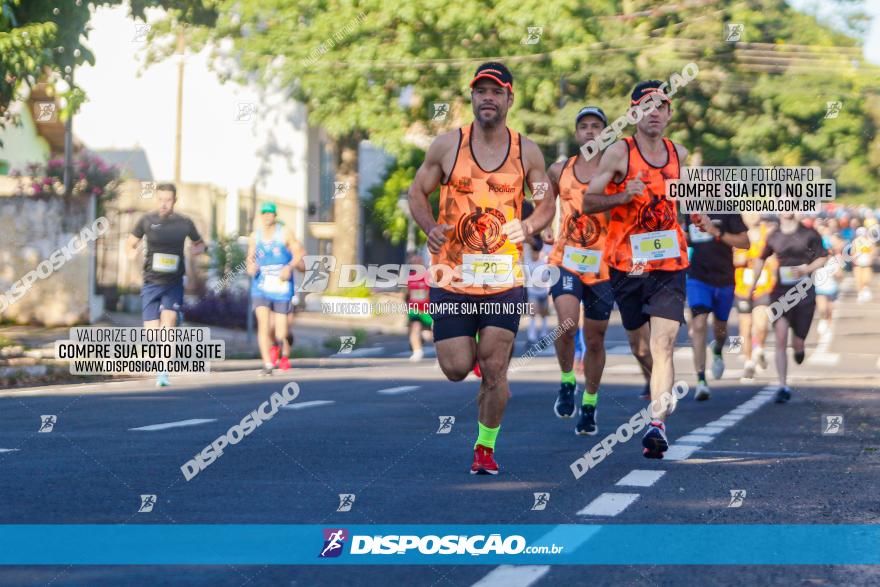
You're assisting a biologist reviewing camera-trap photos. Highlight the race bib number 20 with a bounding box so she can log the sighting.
[462,254,514,286]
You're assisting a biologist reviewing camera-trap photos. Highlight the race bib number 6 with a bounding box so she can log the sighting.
[462,254,514,286]
[630,230,680,262]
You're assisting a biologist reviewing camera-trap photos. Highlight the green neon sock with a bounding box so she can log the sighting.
[582,390,598,406]
[561,370,576,385]
[475,421,500,450]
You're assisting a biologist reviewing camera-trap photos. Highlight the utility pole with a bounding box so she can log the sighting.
[173,29,185,185]
[557,77,567,162]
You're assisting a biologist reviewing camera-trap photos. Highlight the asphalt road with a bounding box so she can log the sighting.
[0,281,878,586]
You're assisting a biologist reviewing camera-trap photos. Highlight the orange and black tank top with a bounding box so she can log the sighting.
[436,124,526,295]
[548,156,610,285]
[604,136,689,273]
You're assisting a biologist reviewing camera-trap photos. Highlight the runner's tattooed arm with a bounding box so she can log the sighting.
[408,130,459,254]
[582,140,642,214]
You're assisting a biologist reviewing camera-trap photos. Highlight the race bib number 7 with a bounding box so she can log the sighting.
[151,253,180,273]
[462,254,514,286]
[630,230,680,262]
[562,246,601,274]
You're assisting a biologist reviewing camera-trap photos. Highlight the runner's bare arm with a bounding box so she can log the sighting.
[125,234,141,260]
[521,138,554,236]
[409,131,457,253]
[289,236,306,272]
[246,234,258,276]
[582,141,637,214]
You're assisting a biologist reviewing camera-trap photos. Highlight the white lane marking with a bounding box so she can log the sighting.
[690,426,726,435]
[129,418,216,431]
[604,364,644,374]
[577,492,640,517]
[282,400,335,410]
[675,434,715,445]
[376,385,421,395]
[334,347,385,358]
[0,448,19,453]
[472,565,551,587]
[615,469,666,487]
[807,352,840,366]
[664,444,702,461]
[718,414,745,423]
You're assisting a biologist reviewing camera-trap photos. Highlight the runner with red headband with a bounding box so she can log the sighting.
[408,62,555,475]
[582,80,690,459]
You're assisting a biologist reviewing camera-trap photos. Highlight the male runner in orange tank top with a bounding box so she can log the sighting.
[408,62,555,475]
[583,80,690,459]
[546,106,651,435]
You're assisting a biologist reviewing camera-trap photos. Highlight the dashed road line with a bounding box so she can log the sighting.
[577,492,640,517]
[129,418,216,431]
[615,469,666,487]
[472,565,550,587]
[376,385,420,395]
[282,400,336,410]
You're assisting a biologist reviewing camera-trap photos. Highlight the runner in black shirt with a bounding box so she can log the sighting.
[684,213,748,400]
[750,213,828,403]
[126,183,205,386]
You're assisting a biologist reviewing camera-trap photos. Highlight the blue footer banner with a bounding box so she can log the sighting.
[0,525,877,565]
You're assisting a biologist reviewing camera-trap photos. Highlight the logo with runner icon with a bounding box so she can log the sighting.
[319,528,348,558]
[457,207,507,254]
[564,212,602,247]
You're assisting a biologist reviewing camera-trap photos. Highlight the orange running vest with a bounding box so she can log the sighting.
[604,136,689,273]
[548,156,611,285]
[436,124,526,295]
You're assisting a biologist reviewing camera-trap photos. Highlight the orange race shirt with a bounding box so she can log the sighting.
[436,124,526,295]
[548,156,611,285]
[604,136,689,273]
[734,224,777,299]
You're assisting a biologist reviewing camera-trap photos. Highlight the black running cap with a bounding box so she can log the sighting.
[470,62,514,91]
[575,106,608,126]
[631,80,671,105]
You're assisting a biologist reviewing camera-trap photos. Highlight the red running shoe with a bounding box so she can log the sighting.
[470,444,499,475]
[269,344,280,367]
[278,356,291,371]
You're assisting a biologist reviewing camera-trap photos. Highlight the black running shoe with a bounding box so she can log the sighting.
[775,386,791,403]
[642,421,668,459]
[554,382,577,418]
[575,405,598,436]
[793,350,805,365]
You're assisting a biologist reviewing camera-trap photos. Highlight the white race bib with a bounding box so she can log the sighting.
[856,253,871,267]
[688,222,714,243]
[151,253,180,273]
[630,230,680,261]
[562,246,601,274]
[741,268,769,287]
[462,254,514,286]
[779,266,803,286]
[409,289,428,301]
[262,274,289,294]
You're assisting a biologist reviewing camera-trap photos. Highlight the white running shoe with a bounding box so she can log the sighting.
[742,360,756,381]
[156,372,170,387]
[409,349,424,361]
[755,347,767,371]
[695,380,711,401]
[709,340,725,379]
[817,319,829,335]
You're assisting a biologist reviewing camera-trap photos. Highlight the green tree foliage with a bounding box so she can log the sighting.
[0,0,215,124]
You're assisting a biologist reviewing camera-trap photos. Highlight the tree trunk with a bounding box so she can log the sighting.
[331,134,361,291]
